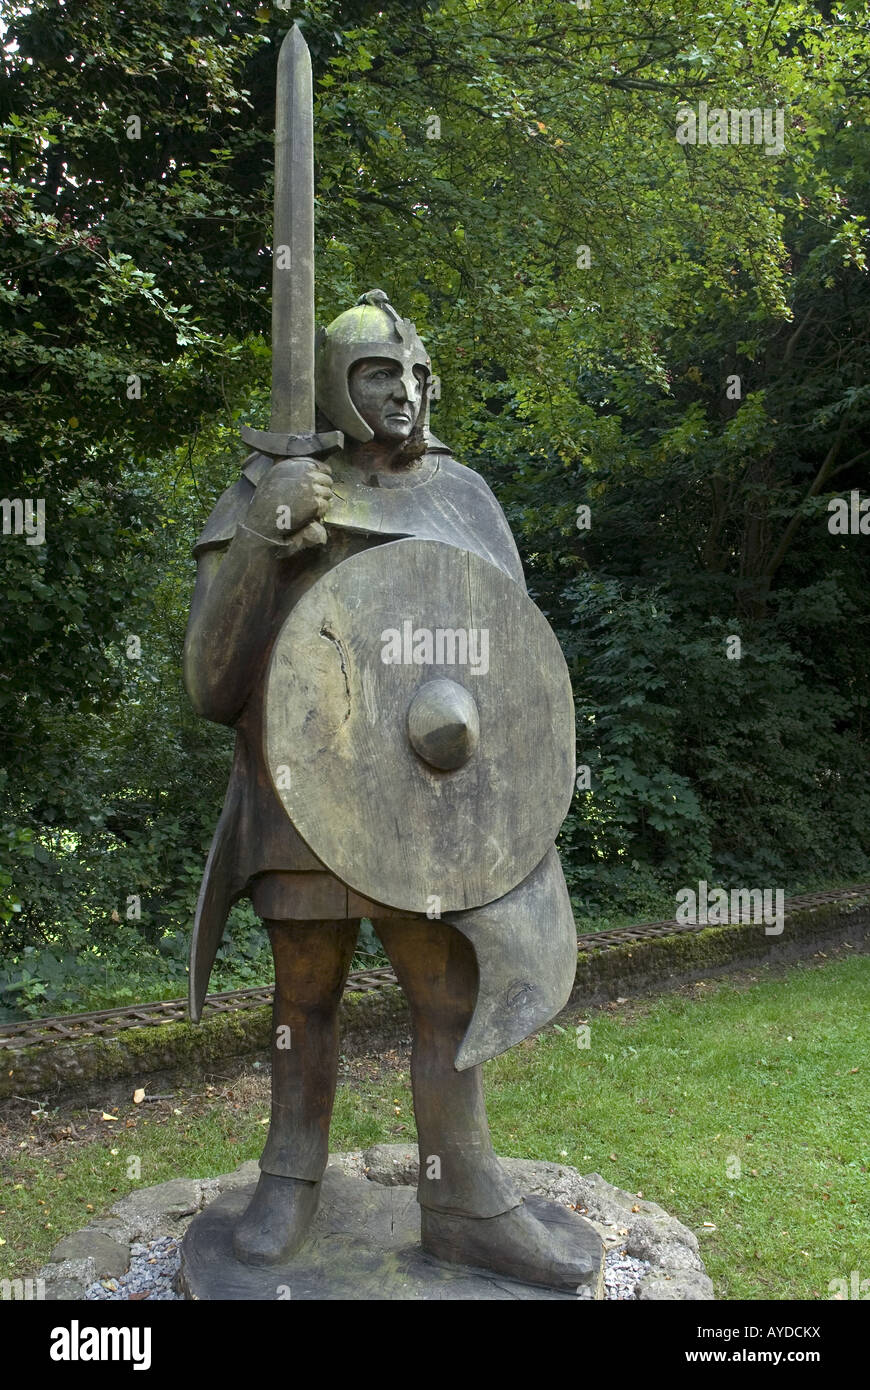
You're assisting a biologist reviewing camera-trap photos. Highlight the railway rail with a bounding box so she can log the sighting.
[1,884,867,1054]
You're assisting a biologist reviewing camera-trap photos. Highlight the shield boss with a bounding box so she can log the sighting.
[265,538,575,913]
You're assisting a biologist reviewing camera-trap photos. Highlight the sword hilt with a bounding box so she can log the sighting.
[239,424,343,459]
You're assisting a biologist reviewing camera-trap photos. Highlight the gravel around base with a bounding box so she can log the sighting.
[605,1249,649,1299]
[83,1233,646,1301]
[84,1236,181,1301]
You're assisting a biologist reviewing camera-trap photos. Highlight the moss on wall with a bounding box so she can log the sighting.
[2,898,866,1103]
[571,899,869,1005]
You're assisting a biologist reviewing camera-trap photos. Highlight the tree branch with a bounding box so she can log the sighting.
[763,417,849,580]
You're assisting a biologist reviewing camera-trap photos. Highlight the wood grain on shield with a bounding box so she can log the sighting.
[265,538,575,913]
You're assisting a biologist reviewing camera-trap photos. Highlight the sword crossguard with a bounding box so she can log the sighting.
[239,425,344,459]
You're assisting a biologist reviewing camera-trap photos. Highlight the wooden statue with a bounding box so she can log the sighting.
[183,25,588,1291]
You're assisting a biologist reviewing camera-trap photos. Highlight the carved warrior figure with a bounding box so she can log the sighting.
[183,26,583,1290]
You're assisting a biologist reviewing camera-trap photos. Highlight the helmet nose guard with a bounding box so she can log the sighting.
[315,289,432,443]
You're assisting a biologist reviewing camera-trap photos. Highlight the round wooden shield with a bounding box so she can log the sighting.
[264,538,575,913]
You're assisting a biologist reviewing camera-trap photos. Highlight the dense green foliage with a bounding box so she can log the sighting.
[1,0,868,1015]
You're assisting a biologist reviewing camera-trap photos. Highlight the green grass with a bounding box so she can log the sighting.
[1,954,866,1298]
[484,955,868,1299]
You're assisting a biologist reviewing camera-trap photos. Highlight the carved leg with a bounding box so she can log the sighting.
[375,917,600,1291]
[373,917,519,1217]
[232,918,359,1267]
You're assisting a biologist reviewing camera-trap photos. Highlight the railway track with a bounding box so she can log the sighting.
[1,884,867,1053]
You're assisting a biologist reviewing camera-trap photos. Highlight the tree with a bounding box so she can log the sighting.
[1,0,868,990]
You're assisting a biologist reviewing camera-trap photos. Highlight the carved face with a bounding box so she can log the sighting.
[348,358,426,443]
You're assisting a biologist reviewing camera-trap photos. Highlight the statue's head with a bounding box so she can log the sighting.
[315,290,432,454]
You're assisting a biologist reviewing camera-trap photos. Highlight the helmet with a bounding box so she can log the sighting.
[315,289,432,443]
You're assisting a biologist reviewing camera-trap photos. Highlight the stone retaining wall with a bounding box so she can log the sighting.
[570,896,869,1006]
[3,895,867,1104]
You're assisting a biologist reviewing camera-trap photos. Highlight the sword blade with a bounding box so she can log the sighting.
[271,24,314,436]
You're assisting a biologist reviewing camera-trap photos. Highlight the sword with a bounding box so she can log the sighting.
[240,24,342,460]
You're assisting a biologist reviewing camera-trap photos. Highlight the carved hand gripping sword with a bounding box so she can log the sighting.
[240,24,342,461]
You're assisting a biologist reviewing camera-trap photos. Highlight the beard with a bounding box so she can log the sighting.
[392,420,428,467]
